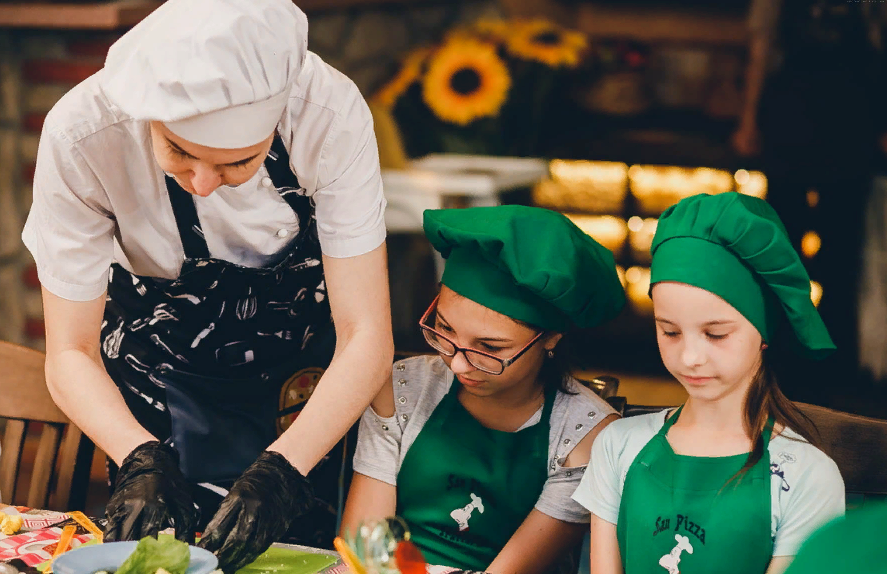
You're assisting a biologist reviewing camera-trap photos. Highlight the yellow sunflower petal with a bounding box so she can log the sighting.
[422,38,511,126]
[372,47,433,108]
[506,18,588,68]
[472,18,511,43]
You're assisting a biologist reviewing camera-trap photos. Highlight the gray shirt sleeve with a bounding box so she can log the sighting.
[352,405,402,486]
[535,381,618,524]
[352,355,447,485]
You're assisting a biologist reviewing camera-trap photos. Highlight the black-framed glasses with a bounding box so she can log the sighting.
[418,294,545,375]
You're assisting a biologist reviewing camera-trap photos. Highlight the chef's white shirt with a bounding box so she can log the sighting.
[22,51,387,302]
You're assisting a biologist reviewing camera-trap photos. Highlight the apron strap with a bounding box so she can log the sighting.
[658,404,683,435]
[166,174,210,260]
[264,135,313,235]
[164,133,307,261]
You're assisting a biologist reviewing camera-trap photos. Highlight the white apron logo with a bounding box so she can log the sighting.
[450,493,484,531]
[770,452,797,492]
[659,534,693,574]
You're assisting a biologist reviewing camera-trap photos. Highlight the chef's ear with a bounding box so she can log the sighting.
[543,332,564,351]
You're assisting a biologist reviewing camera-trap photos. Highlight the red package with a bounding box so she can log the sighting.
[0,529,91,566]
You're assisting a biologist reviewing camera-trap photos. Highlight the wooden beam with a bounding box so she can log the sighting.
[297,0,445,11]
[575,4,748,46]
[0,0,164,30]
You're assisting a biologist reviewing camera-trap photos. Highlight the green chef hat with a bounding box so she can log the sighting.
[650,193,835,358]
[423,205,626,332]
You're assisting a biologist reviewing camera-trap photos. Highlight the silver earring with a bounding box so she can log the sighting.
[547,349,554,358]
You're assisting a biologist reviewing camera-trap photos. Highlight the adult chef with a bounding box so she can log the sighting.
[21,0,393,570]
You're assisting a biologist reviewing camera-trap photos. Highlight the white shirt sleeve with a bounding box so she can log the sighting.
[311,82,386,259]
[572,423,623,525]
[772,447,845,556]
[21,119,116,301]
[352,404,402,487]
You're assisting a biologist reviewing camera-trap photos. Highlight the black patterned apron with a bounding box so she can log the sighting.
[100,134,350,547]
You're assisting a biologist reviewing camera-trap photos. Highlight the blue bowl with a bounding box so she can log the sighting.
[52,541,218,574]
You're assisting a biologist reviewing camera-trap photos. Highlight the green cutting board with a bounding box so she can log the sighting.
[236,547,337,574]
[38,537,337,574]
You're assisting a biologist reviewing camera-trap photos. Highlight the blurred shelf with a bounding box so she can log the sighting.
[575,3,748,46]
[0,0,163,29]
[542,105,761,171]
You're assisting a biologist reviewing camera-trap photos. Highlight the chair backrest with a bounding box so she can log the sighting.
[573,374,620,399]
[0,341,95,510]
[796,402,887,497]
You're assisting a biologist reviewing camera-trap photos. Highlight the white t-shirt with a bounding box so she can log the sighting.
[572,410,845,557]
[22,51,386,302]
[353,355,618,524]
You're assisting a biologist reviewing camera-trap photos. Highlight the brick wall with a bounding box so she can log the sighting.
[0,31,118,351]
[0,0,498,350]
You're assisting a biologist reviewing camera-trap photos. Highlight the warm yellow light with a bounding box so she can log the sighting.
[627,216,644,232]
[615,265,626,288]
[737,171,768,199]
[566,214,628,254]
[625,266,643,284]
[810,281,823,307]
[628,218,659,263]
[801,231,821,259]
[807,190,820,208]
[628,164,734,215]
[625,266,653,315]
[550,159,628,183]
[537,160,628,212]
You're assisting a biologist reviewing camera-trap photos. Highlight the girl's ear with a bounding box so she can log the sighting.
[544,332,564,351]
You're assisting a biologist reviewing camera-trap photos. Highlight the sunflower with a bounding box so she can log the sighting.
[422,38,511,126]
[505,19,588,68]
[471,18,511,44]
[372,47,433,109]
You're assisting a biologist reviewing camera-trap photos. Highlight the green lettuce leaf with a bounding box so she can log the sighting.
[115,536,191,574]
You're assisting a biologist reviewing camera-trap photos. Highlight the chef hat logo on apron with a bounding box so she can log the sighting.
[100,0,308,149]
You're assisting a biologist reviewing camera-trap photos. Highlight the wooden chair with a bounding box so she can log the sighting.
[0,341,95,511]
[574,374,620,399]
[796,402,887,502]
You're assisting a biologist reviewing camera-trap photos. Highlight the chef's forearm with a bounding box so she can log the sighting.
[45,348,155,466]
[268,327,392,474]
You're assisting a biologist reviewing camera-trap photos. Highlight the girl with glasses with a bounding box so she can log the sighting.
[573,193,845,574]
[342,205,626,574]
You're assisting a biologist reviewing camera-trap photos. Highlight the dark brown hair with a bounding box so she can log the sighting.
[732,350,821,482]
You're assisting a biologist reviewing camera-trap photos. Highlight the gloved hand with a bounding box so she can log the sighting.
[197,451,314,573]
[104,441,197,543]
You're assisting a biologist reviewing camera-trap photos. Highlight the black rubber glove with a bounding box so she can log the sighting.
[197,451,314,573]
[104,441,198,544]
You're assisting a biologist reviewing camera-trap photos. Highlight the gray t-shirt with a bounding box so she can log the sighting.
[572,410,846,557]
[353,355,617,524]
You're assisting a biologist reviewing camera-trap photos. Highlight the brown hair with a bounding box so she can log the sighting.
[732,351,821,482]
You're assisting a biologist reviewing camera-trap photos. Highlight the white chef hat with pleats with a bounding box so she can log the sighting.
[101,0,307,149]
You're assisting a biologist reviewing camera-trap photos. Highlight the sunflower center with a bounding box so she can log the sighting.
[450,67,482,95]
[532,31,561,46]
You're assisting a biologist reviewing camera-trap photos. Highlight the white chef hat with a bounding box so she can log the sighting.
[101,0,307,149]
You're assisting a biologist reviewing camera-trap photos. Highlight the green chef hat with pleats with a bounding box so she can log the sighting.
[650,192,835,358]
[423,205,626,332]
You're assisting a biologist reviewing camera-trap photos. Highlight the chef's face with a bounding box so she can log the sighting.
[652,281,763,405]
[433,286,561,400]
[149,121,274,197]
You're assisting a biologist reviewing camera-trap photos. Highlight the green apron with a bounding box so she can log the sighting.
[397,377,555,570]
[616,406,774,574]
